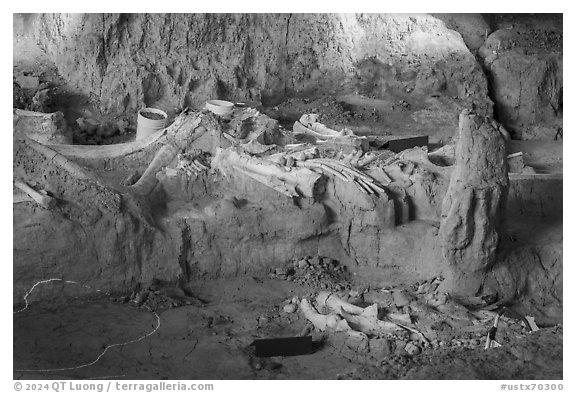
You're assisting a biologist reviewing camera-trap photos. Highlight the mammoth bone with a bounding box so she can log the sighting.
[300,291,407,336]
[211,147,324,198]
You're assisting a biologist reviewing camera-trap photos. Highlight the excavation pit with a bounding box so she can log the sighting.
[12,12,563,381]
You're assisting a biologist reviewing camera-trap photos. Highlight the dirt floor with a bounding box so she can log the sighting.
[13,275,562,380]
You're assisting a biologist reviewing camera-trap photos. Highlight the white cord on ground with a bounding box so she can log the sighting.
[13,278,161,373]
[13,278,102,314]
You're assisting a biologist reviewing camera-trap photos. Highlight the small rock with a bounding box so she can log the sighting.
[283,304,297,313]
[275,267,287,275]
[394,339,408,354]
[392,290,410,307]
[404,342,421,356]
[309,256,321,266]
[297,259,309,269]
[122,172,141,186]
[408,332,420,341]
[134,290,149,306]
[16,75,39,90]
[349,289,360,298]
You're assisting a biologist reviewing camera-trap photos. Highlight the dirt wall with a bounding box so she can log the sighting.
[29,13,491,125]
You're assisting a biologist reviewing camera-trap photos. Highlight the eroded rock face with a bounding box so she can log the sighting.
[439,111,509,295]
[479,22,563,140]
[432,14,491,53]
[29,13,491,124]
[488,234,562,325]
[487,51,562,139]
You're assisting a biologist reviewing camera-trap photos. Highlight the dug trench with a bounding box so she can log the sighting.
[13,13,562,380]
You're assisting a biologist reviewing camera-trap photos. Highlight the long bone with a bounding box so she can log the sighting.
[21,138,121,213]
[212,147,323,198]
[129,144,177,196]
[296,161,350,182]
[14,180,57,210]
[23,138,105,184]
[301,158,387,195]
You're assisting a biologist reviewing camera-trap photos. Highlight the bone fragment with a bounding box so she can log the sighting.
[357,152,378,168]
[285,143,307,149]
[188,161,201,172]
[293,115,365,150]
[292,151,307,161]
[316,292,403,335]
[299,298,351,332]
[525,316,540,332]
[297,161,349,182]
[14,180,57,209]
[193,159,209,171]
[297,114,353,139]
[316,292,365,315]
[130,144,177,195]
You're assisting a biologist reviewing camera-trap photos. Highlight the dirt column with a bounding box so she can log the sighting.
[439,110,509,295]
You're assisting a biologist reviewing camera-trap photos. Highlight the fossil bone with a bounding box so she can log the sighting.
[20,138,122,213]
[129,144,177,195]
[316,292,404,335]
[297,158,387,195]
[14,180,57,210]
[293,114,366,150]
[299,298,352,332]
[212,147,323,198]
